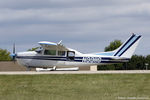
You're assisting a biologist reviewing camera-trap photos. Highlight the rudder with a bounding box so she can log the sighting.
[113,34,142,58]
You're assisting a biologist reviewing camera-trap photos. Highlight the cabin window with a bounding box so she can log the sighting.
[58,51,66,56]
[67,51,75,60]
[44,50,56,55]
[67,51,75,57]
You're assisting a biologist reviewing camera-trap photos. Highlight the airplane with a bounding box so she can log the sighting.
[11,33,142,71]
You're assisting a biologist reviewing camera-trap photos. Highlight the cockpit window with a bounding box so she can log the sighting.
[67,51,75,57]
[44,50,56,55]
[58,51,66,56]
[35,47,42,54]
[36,50,42,54]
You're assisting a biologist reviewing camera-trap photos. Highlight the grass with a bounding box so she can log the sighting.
[0,74,150,100]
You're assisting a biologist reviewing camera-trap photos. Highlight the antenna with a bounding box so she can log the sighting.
[58,40,62,45]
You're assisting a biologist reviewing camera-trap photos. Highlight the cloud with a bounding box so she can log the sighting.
[0,0,150,55]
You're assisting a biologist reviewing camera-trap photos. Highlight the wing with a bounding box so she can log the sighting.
[38,41,68,51]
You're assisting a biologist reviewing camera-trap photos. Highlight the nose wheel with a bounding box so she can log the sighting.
[26,66,31,71]
[52,66,56,71]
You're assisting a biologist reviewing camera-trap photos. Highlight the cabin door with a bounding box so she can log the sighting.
[67,51,75,61]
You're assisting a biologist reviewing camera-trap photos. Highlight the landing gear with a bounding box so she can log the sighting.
[52,66,56,71]
[26,66,31,71]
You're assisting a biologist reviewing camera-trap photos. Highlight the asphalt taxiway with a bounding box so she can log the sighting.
[0,70,150,75]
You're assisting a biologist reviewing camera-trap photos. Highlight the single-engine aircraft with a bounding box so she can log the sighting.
[12,34,142,71]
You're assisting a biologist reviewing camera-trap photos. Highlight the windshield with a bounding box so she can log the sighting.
[35,47,43,54]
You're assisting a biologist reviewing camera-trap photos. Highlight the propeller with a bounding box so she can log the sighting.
[12,43,16,64]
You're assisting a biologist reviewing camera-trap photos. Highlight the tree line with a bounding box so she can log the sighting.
[0,49,11,61]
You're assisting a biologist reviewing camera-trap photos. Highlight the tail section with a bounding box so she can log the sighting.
[113,34,142,58]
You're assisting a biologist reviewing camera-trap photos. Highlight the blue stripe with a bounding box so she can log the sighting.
[17,56,83,62]
[114,34,135,56]
[116,35,139,56]
[101,61,125,63]
[17,56,83,59]
[101,57,113,60]
[101,57,130,60]
[119,35,141,56]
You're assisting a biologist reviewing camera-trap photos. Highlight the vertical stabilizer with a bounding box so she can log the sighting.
[113,34,142,58]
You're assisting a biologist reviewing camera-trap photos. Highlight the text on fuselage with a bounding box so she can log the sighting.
[82,57,101,63]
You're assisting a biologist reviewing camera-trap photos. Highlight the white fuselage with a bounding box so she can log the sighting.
[16,49,128,68]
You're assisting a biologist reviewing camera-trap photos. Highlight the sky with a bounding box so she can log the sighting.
[0,0,150,55]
